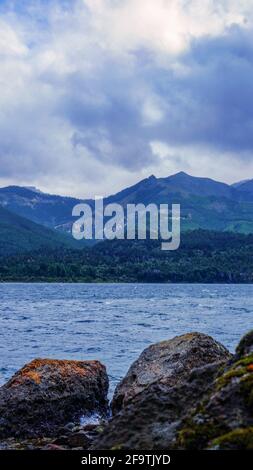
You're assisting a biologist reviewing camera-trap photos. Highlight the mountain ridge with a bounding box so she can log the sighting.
[232,179,253,194]
[1,172,253,234]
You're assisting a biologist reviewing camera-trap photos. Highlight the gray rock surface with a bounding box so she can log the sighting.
[94,332,231,449]
[112,332,230,414]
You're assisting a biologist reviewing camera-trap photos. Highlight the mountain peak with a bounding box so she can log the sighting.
[148,174,157,180]
[175,171,189,176]
[169,171,192,179]
[160,171,193,183]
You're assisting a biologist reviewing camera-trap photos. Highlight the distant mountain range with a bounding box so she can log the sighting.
[1,172,253,239]
[0,186,81,232]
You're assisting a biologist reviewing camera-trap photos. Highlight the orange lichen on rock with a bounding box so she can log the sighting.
[24,371,41,384]
[0,357,109,439]
[247,364,253,372]
[8,359,104,388]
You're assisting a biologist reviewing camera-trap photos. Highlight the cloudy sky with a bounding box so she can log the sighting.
[0,0,253,197]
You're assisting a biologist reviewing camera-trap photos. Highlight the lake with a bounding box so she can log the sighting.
[0,283,252,396]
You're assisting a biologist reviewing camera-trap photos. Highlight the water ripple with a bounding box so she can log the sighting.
[0,283,253,397]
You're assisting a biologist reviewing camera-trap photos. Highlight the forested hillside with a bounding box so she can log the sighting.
[1,230,252,283]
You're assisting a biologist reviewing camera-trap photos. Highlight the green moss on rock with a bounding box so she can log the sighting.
[177,417,227,450]
[240,372,253,409]
[177,351,253,449]
[215,353,253,390]
[215,367,246,390]
[211,427,253,450]
[235,353,253,367]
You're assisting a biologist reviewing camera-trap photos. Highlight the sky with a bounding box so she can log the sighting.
[0,0,253,197]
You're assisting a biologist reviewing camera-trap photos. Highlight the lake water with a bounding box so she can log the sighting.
[0,283,252,396]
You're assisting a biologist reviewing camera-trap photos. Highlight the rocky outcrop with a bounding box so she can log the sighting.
[177,331,253,450]
[112,332,231,414]
[93,333,232,449]
[0,422,105,450]
[92,362,225,449]
[235,330,253,357]
[0,359,109,438]
[93,330,253,450]
[1,330,253,450]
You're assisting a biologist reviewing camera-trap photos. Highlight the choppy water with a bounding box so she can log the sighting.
[0,283,252,395]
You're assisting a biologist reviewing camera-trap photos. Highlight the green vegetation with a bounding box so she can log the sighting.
[177,352,253,450]
[0,206,79,256]
[1,230,253,282]
[211,428,253,450]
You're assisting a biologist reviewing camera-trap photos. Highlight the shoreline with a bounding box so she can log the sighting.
[1,280,253,284]
[0,330,252,450]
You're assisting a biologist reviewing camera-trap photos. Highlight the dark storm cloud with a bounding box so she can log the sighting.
[1,0,253,195]
[161,25,253,153]
[50,24,253,171]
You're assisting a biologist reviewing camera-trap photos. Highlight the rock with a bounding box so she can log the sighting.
[92,361,225,450]
[51,436,69,446]
[0,437,53,450]
[82,423,99,433]
[236,330,253,358]
[93,332,231,449]
[112,332,230,414]
[63,423,75,432]
[44,443,66,451]
[0,359,109,439]
[177,330,253,450]
[2,331,252,450]
[67,432,91,448]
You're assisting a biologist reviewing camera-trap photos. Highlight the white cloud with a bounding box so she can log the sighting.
[83,0,251,55]
[0,19,27,56]
[151,140,253,185]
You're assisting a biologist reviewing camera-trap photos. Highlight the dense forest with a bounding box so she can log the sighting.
[0,230,253,283]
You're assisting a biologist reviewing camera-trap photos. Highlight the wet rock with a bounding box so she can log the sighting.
[93,332,231,449]
[112,332,230,414]
[0,359,109,439]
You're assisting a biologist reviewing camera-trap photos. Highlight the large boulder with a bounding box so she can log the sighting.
[112,332,230,414]
[177,330,253,450]
[93,332,231,449]
[92,362,225,450]
[0,359,109,438]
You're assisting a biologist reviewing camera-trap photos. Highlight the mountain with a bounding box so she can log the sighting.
[105,172,253,233]
[106,172,238,204]
[1,172,253,234]
[0,206,79,256]
[232,179,251,189]
[0,186,82,231]
[232,179,253,195]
